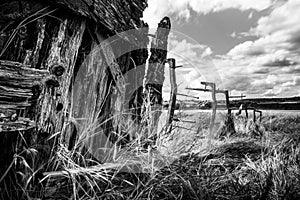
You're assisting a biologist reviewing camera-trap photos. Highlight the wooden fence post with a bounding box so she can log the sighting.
[225,90,231,114]
[259,111,262,122]
[166,58,177,133]
[198,82,217,140]
[245,104,249,119]
[143,17,171,143]
[222,90,235,137]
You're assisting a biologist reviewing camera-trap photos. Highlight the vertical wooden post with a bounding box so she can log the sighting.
[259,111,262,122]
[143,17,171,142]
[39,18,86,137]
[223,90,235,137]
[211,84,217,137]
[245,104,249,119]
[166,58,177,132]
[253,109,256,122]
[224,90,231,114]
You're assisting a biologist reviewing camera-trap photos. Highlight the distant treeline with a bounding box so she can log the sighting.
[163,96,300,110]
[231,96,300,110]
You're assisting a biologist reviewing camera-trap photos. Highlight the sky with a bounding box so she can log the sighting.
[143,0,300,100]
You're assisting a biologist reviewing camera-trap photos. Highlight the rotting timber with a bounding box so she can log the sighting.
[0,0,171,197]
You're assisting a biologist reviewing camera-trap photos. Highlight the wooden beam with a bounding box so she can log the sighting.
[144,17,171,105]
[177,93,199,99]
[186,87,227,94]
[0,117,35,132]
[38,18,86,136]
[0,60,49,108]
[209,83,217,140]
[142,17,171,142]
[166,58,177,132]
[224,90,231,114]
[229,95,246,99]
[0,60,49,88]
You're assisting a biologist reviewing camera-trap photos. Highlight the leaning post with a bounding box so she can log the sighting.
[166,58,178,133]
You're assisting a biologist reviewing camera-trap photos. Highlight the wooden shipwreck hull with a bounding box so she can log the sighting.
[0,0,171,173]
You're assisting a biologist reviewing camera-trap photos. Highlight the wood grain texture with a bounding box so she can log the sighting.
[38,17,86,135]
[166,59,177,131]
[142,17,171,141]
[0,60,49,103]
[47,0,147,31]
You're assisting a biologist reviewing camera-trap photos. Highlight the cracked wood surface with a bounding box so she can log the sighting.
[38,17,86,135]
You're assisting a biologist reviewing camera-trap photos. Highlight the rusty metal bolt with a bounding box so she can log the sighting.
[10,113,18,122]
[51,64,65,77]
[44,76,60,88]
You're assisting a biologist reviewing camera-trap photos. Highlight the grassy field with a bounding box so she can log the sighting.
[1,110,300,199]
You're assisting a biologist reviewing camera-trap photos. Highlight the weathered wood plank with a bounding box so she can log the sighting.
[38,17,86,136]
[166,58,177,133]
[70,39,112,153]
[0,60,49,104]
[142,17,171,141]
[0,60,49,82]
[96,33,126,144]
[30,18,46,68]
[0,117,35,132]
[98,40,126,96]
[47,0,147,34]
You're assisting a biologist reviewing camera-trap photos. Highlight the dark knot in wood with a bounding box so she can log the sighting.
[56,103,63,112]
[44,76,60,88]
[51,64,65,77]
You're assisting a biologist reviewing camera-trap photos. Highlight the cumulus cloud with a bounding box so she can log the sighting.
[146,0,300,98]
[228,0,300,60]
[143,0,272,28]
[216,0,300,97]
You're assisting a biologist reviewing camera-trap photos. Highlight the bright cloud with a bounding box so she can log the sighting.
[143,0,272,28]
[215,0,300,97]
[146,0,300,98]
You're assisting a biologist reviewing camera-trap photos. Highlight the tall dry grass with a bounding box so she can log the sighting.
[1,111,300,200]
